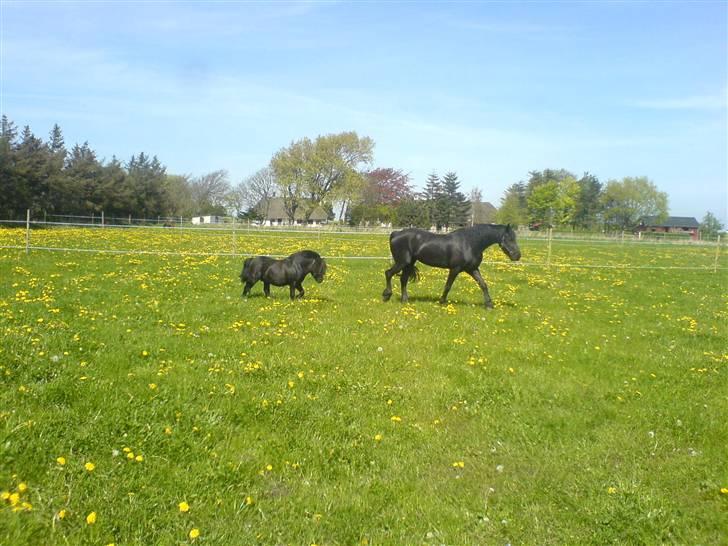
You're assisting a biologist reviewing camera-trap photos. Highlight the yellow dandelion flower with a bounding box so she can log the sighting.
[452,461,465,468]
[164,427,173,435]
[245,496,255,506]
[148,383,157,390]
[86,511,97,525]
[374,434,383,442]
[1,491,10,501]
[17,482,28,492]
[57,456,66,465]
[179,501,190,512]
[84,462,95,472]
[189,528,200,539]
[607,487,617,494]
[58,509,67,519]
[266,464,273,471]
[127,451,135,460]
[135,454,144,462]
[9,493,20,506]
[720,487,728,495]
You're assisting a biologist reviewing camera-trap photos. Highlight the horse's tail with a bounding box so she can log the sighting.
[402,263,419,283]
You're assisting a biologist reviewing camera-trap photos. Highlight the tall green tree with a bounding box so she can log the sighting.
[15,126,51,216]
[0,116,19,218]
[271,131,374,222]
[573,172,603,229]
[440,172,471,229]
[127,153,168,219]
[601,176,668,230]
[496,182,527,226]
[699,212,724,240]
[422,172,443,229]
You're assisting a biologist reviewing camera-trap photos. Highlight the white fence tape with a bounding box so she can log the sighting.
[1,244,725,271]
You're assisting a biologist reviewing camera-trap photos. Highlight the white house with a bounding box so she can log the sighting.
[191,215,224,225]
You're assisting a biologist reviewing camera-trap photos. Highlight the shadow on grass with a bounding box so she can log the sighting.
[241,293,336,304]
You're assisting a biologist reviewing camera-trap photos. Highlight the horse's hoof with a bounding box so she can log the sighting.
[485,301,494,309]
[382,291,392,302]
[438,298,447,305]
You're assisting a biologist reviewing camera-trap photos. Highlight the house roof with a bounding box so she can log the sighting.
[471,201,497,223]
[641,216,699,228]
[258,197,328,221]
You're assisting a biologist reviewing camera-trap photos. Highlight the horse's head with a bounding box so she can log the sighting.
[499,224,521,261]
[313,257,327,283]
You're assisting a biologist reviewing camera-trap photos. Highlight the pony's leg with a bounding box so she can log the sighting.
[242,281,254,297]
[289,284,296,300]
[467,269,494,308]
[263,282,271,297]
[383,262,406,301]
[296,282,305,299]
[439,269,460,304]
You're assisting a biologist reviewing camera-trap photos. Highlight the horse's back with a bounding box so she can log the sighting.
[389,228,435,258]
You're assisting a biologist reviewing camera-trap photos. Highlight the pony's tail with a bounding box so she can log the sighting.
[240,258,252,280]
[402,263,419,283]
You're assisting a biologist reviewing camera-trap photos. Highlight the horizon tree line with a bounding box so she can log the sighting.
[1,116,722,235]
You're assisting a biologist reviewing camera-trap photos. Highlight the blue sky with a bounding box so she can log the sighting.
[2,1,726,222]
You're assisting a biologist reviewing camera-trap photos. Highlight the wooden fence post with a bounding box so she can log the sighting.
[715,235,722,273]
[25,209,30,254]
[232,216,236,255]
[546,228,553,268]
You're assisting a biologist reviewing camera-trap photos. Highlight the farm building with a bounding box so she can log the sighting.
[470,201,498,224]
[637,216,700,241]
[256,197,329,226]
[191,215,224,225]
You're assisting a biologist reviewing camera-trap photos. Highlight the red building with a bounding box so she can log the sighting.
[637,216,700,241]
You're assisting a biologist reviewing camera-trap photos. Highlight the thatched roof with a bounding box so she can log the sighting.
[258,197,328,221]
[471,201,497,224]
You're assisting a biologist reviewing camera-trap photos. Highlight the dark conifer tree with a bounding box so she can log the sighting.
[422,171,443,229]
[440,172,471,229]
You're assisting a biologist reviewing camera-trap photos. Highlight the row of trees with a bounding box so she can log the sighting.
[0,116,245,221]
[496,169,670,230]
[2,116,722,234]
[237,133,473,229]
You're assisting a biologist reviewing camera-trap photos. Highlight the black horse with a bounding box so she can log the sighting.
[251,250,327,300]
[240,256,277,296]
[382,224,521,308]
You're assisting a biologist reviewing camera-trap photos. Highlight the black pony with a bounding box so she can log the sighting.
[382,224,521,308]
[241,250,327,300]
[240,256,277,297]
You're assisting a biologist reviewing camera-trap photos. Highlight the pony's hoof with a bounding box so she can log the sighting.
[485,301,494,309]
[382,291,392,302]
[438,298,447,305]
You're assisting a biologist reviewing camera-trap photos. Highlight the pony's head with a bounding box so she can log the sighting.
[313,257,327,283]
[499,224,521,261]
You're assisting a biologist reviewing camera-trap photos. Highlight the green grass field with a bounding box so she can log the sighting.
[1,227,726,545]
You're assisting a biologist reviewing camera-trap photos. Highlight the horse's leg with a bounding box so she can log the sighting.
[289,283,296,300]
[296,281,305,299]
[263,282,271,297]
[467,269,494,308]
[439,269,460,304]
[383,261,406,302]
[399,268,410,303]
[242,281,254,297]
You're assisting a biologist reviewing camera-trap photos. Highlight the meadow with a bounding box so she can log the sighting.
[0,226,726,545]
